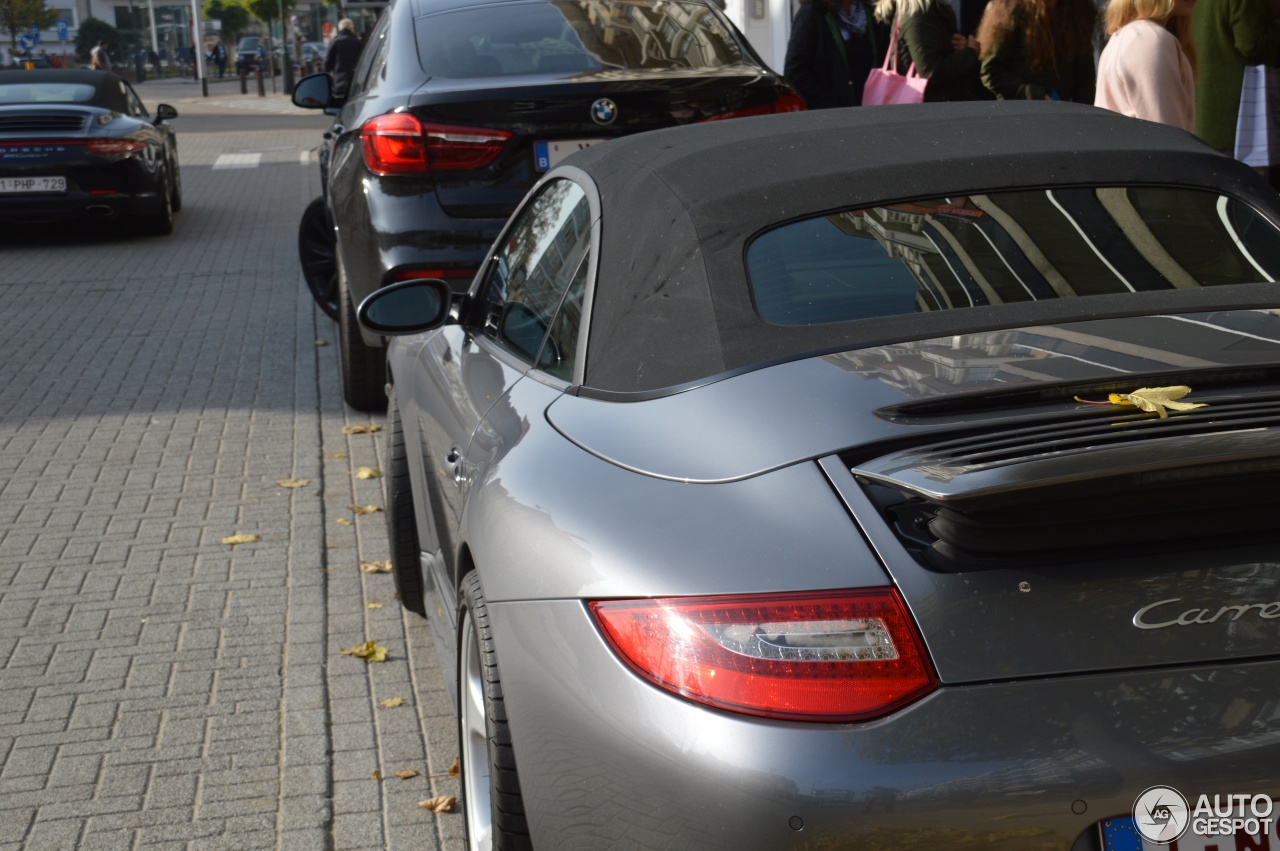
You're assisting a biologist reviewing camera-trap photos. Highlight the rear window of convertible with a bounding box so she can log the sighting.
[416,0,744,79]
[746,187,1280,326]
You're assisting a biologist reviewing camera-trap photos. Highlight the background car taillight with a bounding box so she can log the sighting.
[702,92,808,122]
[591,588,936,722]
[87,139,146,154]
[361,114,512,175]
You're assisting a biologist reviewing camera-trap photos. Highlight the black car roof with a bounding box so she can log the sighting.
[565,101,1280,397]
[0,69,131,112]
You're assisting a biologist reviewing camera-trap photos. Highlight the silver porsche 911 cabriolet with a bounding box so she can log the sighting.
[358,102,1280,851]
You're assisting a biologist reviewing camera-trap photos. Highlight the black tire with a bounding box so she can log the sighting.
[169,155,183,212]
[385,392,425,617]
[459,571,533,851]
[137,167,174,236]
[338,269,387,412]
[298,196,339,320]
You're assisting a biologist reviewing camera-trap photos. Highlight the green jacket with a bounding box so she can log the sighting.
[1191,0,1280,150]
[979,2,1097,102]
[892,1,980,101]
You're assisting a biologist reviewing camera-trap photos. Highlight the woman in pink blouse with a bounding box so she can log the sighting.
[1094,0,1197,131]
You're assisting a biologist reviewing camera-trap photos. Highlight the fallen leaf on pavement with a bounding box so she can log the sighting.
[222,533,259,545]
[342,425,383,435]
[350,504,383,515]
[449,758,459,778]
[356,467,382,480]
[372,769,382,781]
[394,770,419,780]
[367,602,383,609]
[361,560,392,573]
[276,478,310,489]
[336,517,352,526]
[334,453,347,459]
[379,696,405,708]
[316,339,330,346]
[340,641,388,663]
[419,796,457,813]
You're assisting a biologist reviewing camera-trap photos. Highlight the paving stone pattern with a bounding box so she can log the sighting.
[0,86,462,850]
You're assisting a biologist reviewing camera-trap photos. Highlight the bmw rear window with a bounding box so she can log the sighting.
[415,0,744,78]
[0,83,96,104]
[746,187,1280,326]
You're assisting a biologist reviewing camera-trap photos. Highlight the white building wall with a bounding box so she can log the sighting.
[723,0,792,74]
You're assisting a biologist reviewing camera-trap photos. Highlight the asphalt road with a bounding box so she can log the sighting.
[0,77,464,851]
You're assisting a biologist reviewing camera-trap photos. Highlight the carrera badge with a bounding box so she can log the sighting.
[591,98,618,126]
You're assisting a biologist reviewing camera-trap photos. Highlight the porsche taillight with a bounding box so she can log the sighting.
[360,114,512,175]
[87,139,146,154]
[701,91,808,122]
[591,588,936,722]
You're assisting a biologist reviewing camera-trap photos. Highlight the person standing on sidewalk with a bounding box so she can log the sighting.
[90,40,111,71]
[1094,0,1197,131]
[324,19,364,100]
[785,0,880,108]
[209,41,227,78]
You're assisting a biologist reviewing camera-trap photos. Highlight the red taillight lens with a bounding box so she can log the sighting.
[361,113,428,175]
[591,589,936,722]
[702,91,809,122]
[388,267,479,286]
[361,114,513,176]
[87,139,146,154]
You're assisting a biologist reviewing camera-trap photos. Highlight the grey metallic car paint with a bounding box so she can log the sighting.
[489,598,1280,849]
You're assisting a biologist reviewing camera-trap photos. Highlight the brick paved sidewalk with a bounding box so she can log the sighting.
[0,95,461,850]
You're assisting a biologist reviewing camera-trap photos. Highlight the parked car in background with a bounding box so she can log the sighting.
[358,102,1280,850]
[292,0,804,410]
[0,70,181,234]
[234,36,266,75]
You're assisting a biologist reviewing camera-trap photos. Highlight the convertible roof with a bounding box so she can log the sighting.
[566,101,1280,397]
[0,70,132,112]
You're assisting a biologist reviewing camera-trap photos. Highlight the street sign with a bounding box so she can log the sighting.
[56,20,68,42]
[17,33,36,51]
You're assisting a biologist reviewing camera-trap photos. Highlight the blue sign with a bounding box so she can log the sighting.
[17,33,36,51]
[56,20,68,42]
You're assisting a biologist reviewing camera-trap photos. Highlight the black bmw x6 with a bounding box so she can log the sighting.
[294,0,803,411]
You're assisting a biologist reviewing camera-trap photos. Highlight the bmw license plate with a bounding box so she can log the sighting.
[1100,816,1280,851]
[0,176,66,193]
[534,139,603,172]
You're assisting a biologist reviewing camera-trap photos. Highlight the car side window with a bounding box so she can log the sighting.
[348,13,391,99]
[476,179,590,368]
[535,251,589,382]
[124,85,146,117]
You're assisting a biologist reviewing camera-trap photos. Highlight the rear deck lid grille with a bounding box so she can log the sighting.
[0,113,88,133]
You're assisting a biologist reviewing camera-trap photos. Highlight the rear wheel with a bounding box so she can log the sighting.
[385,392,425,616]
[137,166,174,236]
[298,196,338,320]
[459,571,532,851]
[337,266,387,412]
[169,155,183,212]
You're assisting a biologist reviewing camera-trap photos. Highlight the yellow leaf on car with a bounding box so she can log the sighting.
[340,641,388,663]
[342,425,383,435]
[336,517,352,526]
[222,533,259,545]
[276,478,310,489]
[350,504,383,515]
[356,467,382,479]
[1107,386,1208,419]
[394,770,420,780]
[361,560,392,573]
[419,796,457,813]
[379,696,405,708]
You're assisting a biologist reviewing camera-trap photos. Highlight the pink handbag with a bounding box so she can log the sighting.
[863,17,928,106]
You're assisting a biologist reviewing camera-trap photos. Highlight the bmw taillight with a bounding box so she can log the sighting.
[388,267,479,289]
[361,114,512,175]
[701,91,808,122]
[591,588,936,722]
[87,139,146,154]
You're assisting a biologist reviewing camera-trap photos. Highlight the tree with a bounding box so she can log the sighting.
[241,0,293,28]
[203,0,250,43]
[74,17,125,62]
[1,0,57,54]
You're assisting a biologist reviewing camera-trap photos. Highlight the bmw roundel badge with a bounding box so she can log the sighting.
[591,98,618,126]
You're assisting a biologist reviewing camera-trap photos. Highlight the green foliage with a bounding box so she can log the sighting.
[240,0,293,25]
[73,16,125,61]
[1,0,58,50]
[203,0,250,41]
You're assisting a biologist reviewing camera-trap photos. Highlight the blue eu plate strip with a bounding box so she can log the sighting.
[1102,817,1145,851]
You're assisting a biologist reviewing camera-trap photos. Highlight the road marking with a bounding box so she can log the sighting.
[213,153,263,170]
[299,150,311,166]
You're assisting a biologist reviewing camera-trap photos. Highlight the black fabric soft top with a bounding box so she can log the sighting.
[0,69,131,113]
[565,101,1280,397]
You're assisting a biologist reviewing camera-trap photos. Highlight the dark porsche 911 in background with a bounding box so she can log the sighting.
[293,0,804,411]
[357,103,1280,850]
[0,70,181,236]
